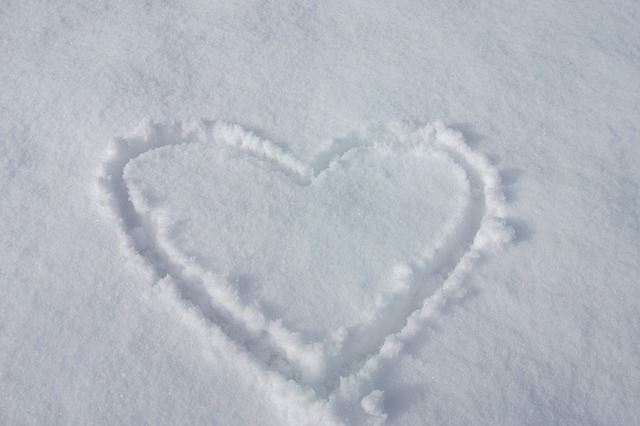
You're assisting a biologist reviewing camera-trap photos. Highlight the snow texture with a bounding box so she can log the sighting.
[2,0,640,424]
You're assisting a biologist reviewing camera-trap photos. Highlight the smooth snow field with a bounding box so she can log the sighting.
[1,1,639,425]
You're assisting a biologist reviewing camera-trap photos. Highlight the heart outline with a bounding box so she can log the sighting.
[95,119,513,423]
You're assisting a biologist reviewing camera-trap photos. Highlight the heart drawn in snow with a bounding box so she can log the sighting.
[96,120,512,422]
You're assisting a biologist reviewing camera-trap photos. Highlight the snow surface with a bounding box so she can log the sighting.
[2,1,640,425]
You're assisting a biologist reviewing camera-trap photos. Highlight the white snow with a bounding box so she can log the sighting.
[2,1,640,425]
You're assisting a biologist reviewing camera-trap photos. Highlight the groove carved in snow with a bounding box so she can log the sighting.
[95,120,513,424]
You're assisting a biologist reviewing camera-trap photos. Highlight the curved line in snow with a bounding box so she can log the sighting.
[94,119,513,417]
